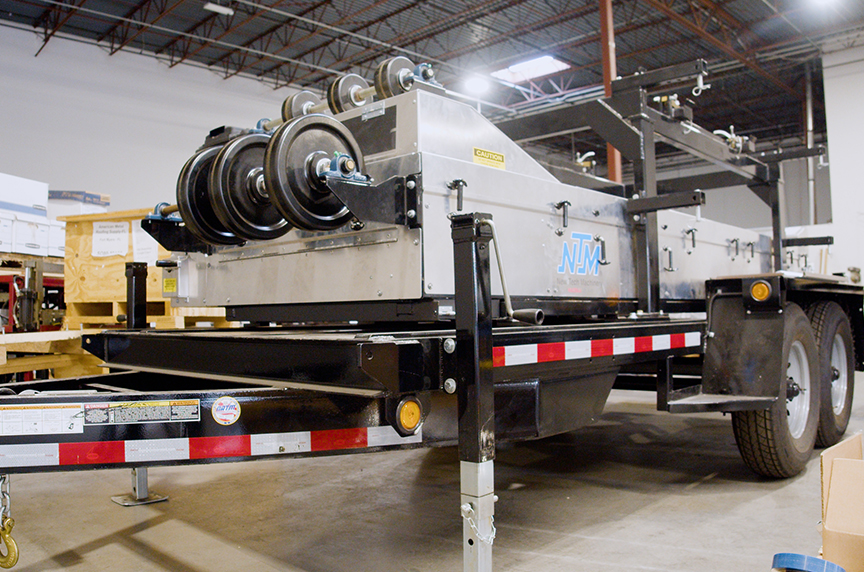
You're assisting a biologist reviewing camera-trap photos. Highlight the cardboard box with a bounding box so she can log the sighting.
[48,220,66,258]
[47,190,110,219]
[0,172,49,216]
[11,212,49,256]
[821,433,864,572]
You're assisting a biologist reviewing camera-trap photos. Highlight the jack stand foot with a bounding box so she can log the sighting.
[111,468,168,507]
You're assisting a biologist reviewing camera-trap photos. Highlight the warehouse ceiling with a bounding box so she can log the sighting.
[3,0,864,166]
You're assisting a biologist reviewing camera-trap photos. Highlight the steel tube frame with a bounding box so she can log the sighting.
[451,212,496,572]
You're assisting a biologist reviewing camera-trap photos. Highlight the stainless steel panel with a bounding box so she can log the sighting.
[419,153,633,300]
[656,210,771,299]
[172,224,423,306]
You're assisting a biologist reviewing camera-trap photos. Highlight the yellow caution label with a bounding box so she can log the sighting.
[163,278,177,293]
[473,147,505,170]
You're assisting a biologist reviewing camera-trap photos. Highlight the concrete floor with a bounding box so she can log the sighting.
[9,373,863,571]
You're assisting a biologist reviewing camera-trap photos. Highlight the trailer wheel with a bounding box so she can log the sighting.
[807,301,855,448]
[731,303,819,478]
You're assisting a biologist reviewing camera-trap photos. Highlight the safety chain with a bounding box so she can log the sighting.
[0,475,9,522]
[460,502,496,545]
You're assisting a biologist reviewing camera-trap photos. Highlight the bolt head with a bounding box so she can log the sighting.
[444,378,457,393]
[443,338,456,354]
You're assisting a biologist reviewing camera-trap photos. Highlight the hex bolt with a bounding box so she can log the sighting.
[407,209,416,219]
[443,338,456,354]
[444,378,457,394]
[406,180,416,190]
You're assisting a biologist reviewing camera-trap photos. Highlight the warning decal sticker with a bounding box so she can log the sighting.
[472,147,505,169]
[0,403,84,436]
[83,400,200,426]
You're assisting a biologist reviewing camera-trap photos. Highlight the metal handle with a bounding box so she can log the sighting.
[593,234,611,266]
[448,179,467,211]
[555,201,571,229]
[799,254,808,268]
[478,218,543,325]
[25,243,39,249]
[729,238,739,258]
[684,227,697,248]
[745,241,755,260]
[662,246,678,272]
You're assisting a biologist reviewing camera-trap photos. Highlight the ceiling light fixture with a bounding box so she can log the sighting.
[491,55,570,84]
[203,2,234,16]
[465,77,490,95]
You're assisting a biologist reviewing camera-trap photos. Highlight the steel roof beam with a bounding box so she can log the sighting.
[99,0,185,55]
[226,0,399,81]
[207,0,333,74]
[286,0,531,86]
[640,0,800,100]
[33,0,88,56]
[159,0,297,69]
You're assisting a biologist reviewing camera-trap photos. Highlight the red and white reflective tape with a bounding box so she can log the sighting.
[0,426,421,469]
[492,331,701,368]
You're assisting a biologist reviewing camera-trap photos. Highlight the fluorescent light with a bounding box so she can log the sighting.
[491,55,569,83]
[203,2,234,16]
[465,77,490,95]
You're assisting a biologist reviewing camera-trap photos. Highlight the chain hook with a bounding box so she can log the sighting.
[0,517,18,569]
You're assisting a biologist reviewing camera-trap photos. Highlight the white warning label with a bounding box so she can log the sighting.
[0,404,84,436]
[84,400,200,426]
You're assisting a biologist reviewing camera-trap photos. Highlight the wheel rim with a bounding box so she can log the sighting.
[830,332,849,416]
[786,340,811,440]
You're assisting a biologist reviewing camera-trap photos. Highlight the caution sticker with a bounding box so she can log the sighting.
[163,278,177,293]
[211,396,241,426]
[473,147,505,170]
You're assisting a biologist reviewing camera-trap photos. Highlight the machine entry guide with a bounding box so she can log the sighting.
[84,400,200,426]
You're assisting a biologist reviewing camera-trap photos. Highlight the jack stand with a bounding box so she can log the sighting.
[111,468,168,507]
[451,213,496,572]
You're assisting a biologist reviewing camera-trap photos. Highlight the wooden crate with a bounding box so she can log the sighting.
[61,209,166,303]
[0,330,103,378]
[61,209,233,329]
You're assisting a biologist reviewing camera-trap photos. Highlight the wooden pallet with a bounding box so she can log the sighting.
[64,300,233,330]
[0,330,103,378]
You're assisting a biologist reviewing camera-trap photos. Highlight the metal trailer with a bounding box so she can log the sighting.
[0,60,860,571]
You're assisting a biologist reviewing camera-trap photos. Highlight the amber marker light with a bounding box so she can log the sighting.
[750,280,772,302]
[397,398,422,433]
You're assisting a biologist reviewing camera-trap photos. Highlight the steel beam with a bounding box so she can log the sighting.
[639,0,801,100]
[451,212,495,572]
[599,0,622,183]
[34,0,88,56]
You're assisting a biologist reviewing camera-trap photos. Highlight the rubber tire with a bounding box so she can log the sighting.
[807,301,855,448]
[731,303,820,478]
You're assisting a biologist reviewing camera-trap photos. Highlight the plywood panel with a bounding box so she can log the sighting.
[61,209,168,303]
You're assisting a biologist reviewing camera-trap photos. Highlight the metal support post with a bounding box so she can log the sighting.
[749,165,786,271]
[630,99,660,314]
[111,468,168,506]
[599,0,622,183]
[451,212,496,572]
[125,262,148,329]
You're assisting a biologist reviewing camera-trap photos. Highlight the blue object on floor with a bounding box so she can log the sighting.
[773,553,845,572]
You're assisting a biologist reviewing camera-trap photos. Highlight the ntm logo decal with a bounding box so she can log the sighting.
[557,232,602,276]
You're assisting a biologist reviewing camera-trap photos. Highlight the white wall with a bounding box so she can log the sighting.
[822,42,864,275]
[0,27,293,211]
